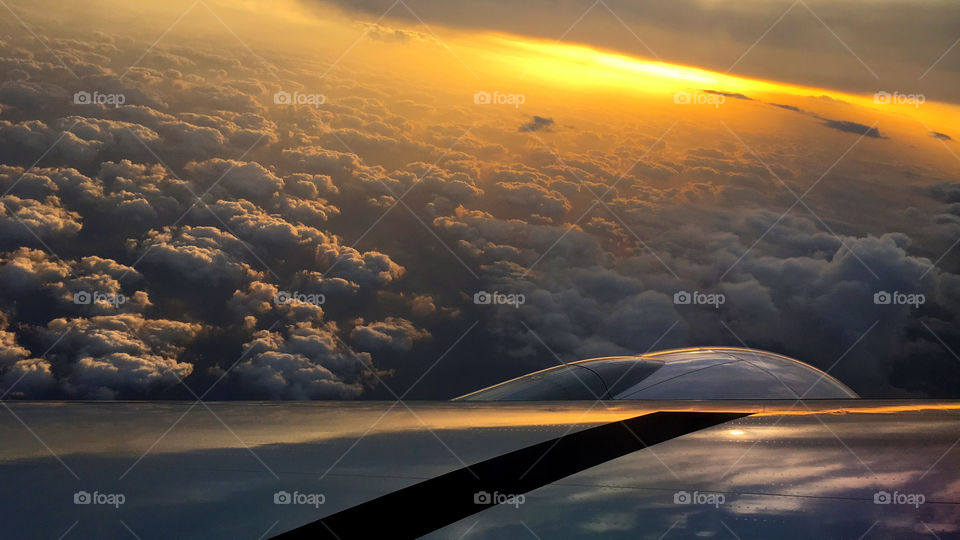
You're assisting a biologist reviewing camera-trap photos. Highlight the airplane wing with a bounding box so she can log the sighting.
[1,399,958,539]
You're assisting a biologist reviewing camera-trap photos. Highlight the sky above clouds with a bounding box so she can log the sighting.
[0,0,959,400]
[316,0,960,103]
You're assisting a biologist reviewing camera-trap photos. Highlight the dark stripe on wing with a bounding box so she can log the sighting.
[273,410,750,540]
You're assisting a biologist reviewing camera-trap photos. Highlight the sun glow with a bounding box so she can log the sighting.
[219,3,958,138]
[484,35,833,103]
[442,32,960,133]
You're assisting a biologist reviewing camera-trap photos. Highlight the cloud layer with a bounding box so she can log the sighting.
[0,0,958,400]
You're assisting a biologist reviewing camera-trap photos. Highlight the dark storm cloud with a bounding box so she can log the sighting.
[704,90,752,101]
[921,182,960,204]
[732,98,886,140]
[518,116,554,132]
[822,120,886,139]
[363,23,428,43]
[770,103,803,113]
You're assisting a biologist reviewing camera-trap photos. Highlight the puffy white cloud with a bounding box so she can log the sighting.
[186,158,283,201]
[127,226,258,286]
[62,116,161,157]
[350,317,430,352]
[491,181,571,218]
[203,199,327,252]
[0,195,82,243]
[0,120,102,167]
[315,240,405,289]
[290,271,360,297]
[0,310,55,396]
[0,79,69,110]
[229,280,324,325]
[0,248,151,315]
[282,146,364,182]
[232,323,372,399]
[42,314,201,399]
[283,173,338,197]
[278,196,339,225]
[95,159,195,221]
[410,294,437,317]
